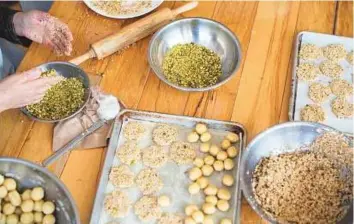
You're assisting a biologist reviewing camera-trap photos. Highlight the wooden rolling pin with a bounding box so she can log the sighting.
[70,1,198,65]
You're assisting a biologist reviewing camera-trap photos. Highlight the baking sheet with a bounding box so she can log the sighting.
[290,31,354,135]
[90,110,246,224]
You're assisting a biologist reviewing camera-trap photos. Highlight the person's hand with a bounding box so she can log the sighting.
[0,68,62,113]
[12,10,73,56]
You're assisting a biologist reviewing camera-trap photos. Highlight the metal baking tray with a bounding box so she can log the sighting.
[289,31,354,136]
[90,109,247,224]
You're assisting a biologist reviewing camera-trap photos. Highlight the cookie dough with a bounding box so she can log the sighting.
[319,60,343,78]
[157,213,183,224]
[300,104,325,122]
[136,168,163,195]
[170,142,196,165]
[296,63,319,81]
[134,195,162,222]
[123,122,146,140]
[299,44,323,60]
[331,97,353,118]
[142,145,168,168]
[152,124,179,146]
[104,190,131,218]
[322,44,347,61]
[347,51,354,65]
[330,79,353,96]
[109,165,135,188]
[116,141,140,165]
[308,82,331,103]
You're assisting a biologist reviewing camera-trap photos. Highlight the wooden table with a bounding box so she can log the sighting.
[0,1,352,223]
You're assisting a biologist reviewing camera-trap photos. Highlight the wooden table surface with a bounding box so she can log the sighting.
[0,1,352,223]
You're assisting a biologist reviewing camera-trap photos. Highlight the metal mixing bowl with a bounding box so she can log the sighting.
[148,18,242,92]
[240,121,353,224]
[21,62,91,123]
[0,157,80,223]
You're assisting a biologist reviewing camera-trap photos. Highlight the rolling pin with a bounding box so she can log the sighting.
[69,1,198,65]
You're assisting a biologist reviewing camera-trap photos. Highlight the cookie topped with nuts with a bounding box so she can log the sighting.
[322,44,347,61]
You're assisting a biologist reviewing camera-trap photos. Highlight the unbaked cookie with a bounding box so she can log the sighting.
[170,141,196,165]
[299,44,323,60]
[134,195,162,222]
[152,124,178,146]
[322,44,347,61]
[109,165,135,188]
[296,63,319,81]
[116,141,140,165]
[104,190,131,218]
[136,168,163,195]
[157,213,183,224]
[347,51,354,65]
[300,104,325,122]
[142,145,168,168]
[123,122,146,140]
[331,97,353,118]
[308,83,331,103]
[319,60,343,78]
[330,79,353,96]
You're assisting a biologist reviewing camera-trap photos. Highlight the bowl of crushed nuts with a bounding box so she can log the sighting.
[148,17,242,92]
[22,62,91,123]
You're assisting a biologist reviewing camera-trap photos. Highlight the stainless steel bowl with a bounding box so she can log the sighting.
[240,121,353,224]
[21,61,91,123]
[148,18,242,92]
[0,157,80,223]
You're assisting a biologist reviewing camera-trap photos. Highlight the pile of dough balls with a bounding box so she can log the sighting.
[0,174,56,224]
[184,204,232,224]
[187,123,212,143]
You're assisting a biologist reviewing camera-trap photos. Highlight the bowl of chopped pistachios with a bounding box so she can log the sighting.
[148,17,242,92]
[21,62,91,123]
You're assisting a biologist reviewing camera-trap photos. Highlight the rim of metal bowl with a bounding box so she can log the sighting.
[0,157,81,223]
[148,17,242,92]
[21,61,91,123]
[240,121,351,223]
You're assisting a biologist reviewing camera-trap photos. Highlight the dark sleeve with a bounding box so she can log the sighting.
[0,7,31,47]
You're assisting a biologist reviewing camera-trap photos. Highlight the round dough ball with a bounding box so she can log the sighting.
[201,165,213,177]
[217,200,230,212]
[221,139,231,150]
[204,185,217,196]
[202,203,216,215]
[42,214,55,224]
[194,158,204,168]
[205,195,218,205]
[157,195,170,207]
[42,201,55,215]
[3,203,15,215]
[216,151,228,161]
[3,179,16,191]
[191,210,204,223]
[34,212,43,223]
[33,200,44,212]
[185,217,197,224]
[224,159,234,171]
[21,190,32,201]
[222,175,234,187]
[20,213,34,224]
[0,174,4,185]
[203,216,214,224]
[213,160,224,172]
[188,183,200,195]
[0,214,5,223]
[196,177,209,189]
[189,167,202,181]
[31,187,44,201]
[226,132,239,143]
[209,145,220,156]
[0,186,8,198]
[185,204,199,216]
[21,200,34,212]
[199,143,210,153]
[195,123,208,134]
[8,191,21,206]
[227,146,239,158]
[200,132,211,143]
[188,132,200,143]
[217,188,231,200]
[204,156,215,166]
[220,218,232,224]
[6,214,18,224]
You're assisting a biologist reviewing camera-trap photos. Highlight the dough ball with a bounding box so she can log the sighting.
[21,190,32,201]
[8,191,21,206]
[204,185,217,196]
[188,132,200,143]
[188,183,200,195]
[202,203,216,215]
[222,175,234,187]
[204,156,215,166]
[5,214,18,224]
[226,133,239,143]
[224,159,234,171]
[0,175,4,185]
[201,165,213,177]
[221,139,231,149]
[209,145,220,156]
[3,203,15,215]
[216,151,228,161]
[203,215,214,224]
[205,195,218,205]
[195,123,208,134]
[42,214,55,224]
[20,212,34,224]
[185,204,199,216]
[0,186,8,198]
[220,218,232,224]
[34,200,44,212]
[216,200,230,212]
[34,212,43,223]
[200,132,211,143]
[217,188,231,201]
[194,158,204,168]
[157,195,170,207]
[191,210,204,223]
[3,179,16,191]
[21,200,34,213]
[196,177,209,189]
[199,143,210,153]
[227,146,239,158]
[213,160,224,172]
[185,217,196,224]
[31,187,44,201]
[42,201,55,215]
[189,167,202,181]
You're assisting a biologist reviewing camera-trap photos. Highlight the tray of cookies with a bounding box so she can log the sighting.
[90,109,246,224]
[289,31,353,135]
